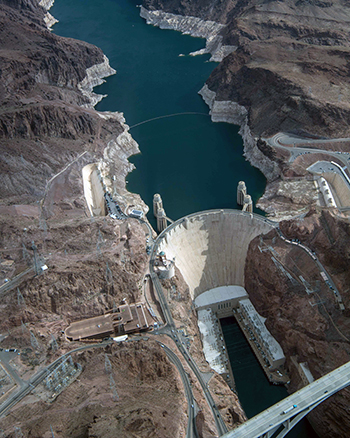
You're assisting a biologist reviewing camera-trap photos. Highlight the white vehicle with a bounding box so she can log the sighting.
[112,335,128,343]
[129,209,143,219]
[282,404,297,415]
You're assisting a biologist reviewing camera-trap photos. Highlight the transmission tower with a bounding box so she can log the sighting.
[21,320,28,335]
[109,374,119,401]
[50,334,58,352]
[31,241,40,275]
[98,229,104,247]
[17,288,26,308]
[105,262,113,286]
[30,331,39,351]
[105,354,112,374]
[41,217,48,240]
[113,301,118,313]
[22,243,31,266]
[14,427,23,438]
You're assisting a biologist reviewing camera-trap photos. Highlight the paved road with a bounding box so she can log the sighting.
[276,227,342,304]
[159,342,198,438]
[265,133,350,167]
[0,267,35,297]
[149,250,228,437]
[0,341,113,418]
[221,360,350,438]
[0,351,24,390]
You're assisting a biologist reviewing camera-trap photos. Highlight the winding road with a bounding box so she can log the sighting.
[265,132,350,167]
[149,245,229,437]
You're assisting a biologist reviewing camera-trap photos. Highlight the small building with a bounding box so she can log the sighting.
[154,251,175,279]
[299,362,314,386]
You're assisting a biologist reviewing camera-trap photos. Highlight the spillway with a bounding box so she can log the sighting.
[155,209,277,299]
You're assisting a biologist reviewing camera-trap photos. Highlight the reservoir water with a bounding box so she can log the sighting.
[51,1,317,436]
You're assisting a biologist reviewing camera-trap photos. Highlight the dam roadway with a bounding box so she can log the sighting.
[221,360,350,438]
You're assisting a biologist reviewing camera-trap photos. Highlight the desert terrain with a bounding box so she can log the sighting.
[1,0,350,437]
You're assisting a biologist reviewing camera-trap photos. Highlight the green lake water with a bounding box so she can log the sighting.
[51,1,318,435]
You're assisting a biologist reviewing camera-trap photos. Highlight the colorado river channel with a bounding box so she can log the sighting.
[51,1,318,436]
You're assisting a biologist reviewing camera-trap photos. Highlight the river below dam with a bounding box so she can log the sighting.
[51,1,318,436]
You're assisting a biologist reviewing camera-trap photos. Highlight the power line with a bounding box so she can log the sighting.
[129,112,210,129]
[105,354,112,374]
[50,334,58,352]
[17,288,26,308]
[30,331,39,351]
[105,262,113,286]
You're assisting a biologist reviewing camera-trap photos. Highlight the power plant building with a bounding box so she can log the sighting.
[65,302,152,341]
[194,285,248,317]
[238,298,285,369]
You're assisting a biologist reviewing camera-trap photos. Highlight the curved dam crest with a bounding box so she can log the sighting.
[156,209,277,299]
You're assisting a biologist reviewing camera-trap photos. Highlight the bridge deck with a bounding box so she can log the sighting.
[222,361,350,438]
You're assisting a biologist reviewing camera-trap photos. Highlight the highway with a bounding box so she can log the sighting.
[149,243,229,437]
[221,360,350,438]
[0,267,35,297]
[159,342,198,438]
[265,133,350,168]
[276,227,343,307]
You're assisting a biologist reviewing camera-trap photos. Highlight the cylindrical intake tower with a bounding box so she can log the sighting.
[242,194,253,213]
[237,181,247,205]
[157,208,167,233]
[153,193,163,217]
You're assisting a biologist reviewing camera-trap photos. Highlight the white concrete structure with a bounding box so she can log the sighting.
[153,193,163,217]
[197,308,229,374]
[156,210,277,299]
[157,207,167,233]
[243,194,253,213]
[237,181,247,205]
[299,362,314,386]
[194,285,248,317]
[82,164,106,216]
[308,160,350,210]
[238,299,285,369]
[317,177,336,208]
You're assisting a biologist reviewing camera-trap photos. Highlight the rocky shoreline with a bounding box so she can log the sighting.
[138,3,350,437]
[1,1,350,437]
[39,0,58,29]
[78,55,117,108]
[138,5,287,216]
[198,84,281,184]
[140,6,236,62]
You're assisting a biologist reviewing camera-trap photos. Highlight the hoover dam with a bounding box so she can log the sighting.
[154,209,277,299]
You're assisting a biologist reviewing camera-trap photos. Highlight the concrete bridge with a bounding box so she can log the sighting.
[221,360,350,438]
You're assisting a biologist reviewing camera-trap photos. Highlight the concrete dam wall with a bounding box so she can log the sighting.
[156,210,277,299]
